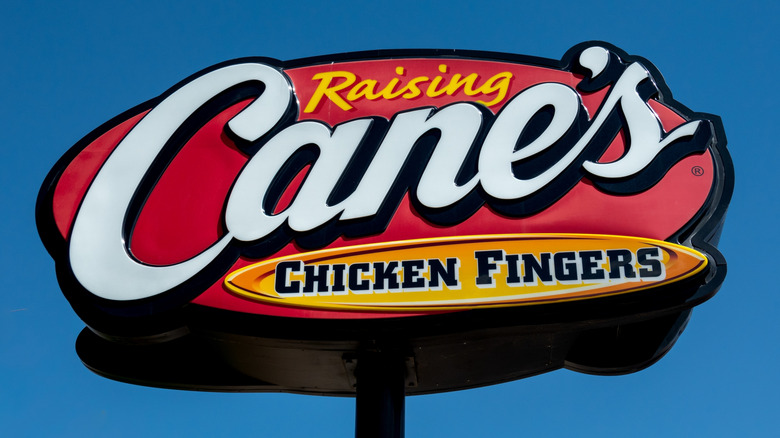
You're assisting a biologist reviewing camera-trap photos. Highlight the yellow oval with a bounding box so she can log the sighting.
[224,234,707,312]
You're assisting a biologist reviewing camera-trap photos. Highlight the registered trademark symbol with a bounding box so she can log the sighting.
[691,166,705,176]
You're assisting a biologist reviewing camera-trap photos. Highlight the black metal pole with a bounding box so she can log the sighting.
[354,350,405,438]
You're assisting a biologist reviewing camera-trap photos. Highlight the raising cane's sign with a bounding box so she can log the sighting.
[37,43,732,393]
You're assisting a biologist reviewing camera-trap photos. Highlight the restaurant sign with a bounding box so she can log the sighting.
[37,42,731,393]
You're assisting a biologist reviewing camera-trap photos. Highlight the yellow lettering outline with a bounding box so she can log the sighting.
[304,71,357,113]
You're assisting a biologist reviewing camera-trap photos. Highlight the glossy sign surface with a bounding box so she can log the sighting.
[38,43,729,328]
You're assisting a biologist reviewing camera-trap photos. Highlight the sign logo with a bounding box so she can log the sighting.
[37,43,732,330]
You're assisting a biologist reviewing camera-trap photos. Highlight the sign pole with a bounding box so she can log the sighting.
[354,350,406,438]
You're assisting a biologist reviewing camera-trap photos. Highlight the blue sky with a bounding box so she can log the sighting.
[2,1,778,436]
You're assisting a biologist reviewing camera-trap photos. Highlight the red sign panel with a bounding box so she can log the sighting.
[37,43,732,392]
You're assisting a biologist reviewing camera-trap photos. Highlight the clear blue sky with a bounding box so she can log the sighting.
[1,1,777,436]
